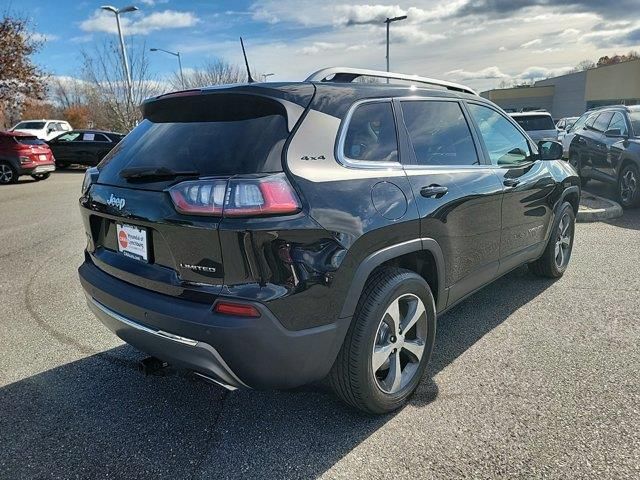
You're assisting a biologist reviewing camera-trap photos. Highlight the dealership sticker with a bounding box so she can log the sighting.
[116,224,148,262]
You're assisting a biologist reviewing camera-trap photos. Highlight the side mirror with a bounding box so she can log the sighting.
[604,128,624,138]
[537,140,563,160]
[557,125,565,131]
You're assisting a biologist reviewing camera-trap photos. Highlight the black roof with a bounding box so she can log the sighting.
[146,80,484,119]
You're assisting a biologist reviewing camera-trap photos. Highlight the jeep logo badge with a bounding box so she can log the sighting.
[107,194,126,210]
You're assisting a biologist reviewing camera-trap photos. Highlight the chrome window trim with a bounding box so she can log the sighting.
[336,98,404,170]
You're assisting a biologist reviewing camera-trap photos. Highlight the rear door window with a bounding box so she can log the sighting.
[400,100,479,166]
[342,102,398,163]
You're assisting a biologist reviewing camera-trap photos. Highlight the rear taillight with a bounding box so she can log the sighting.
[168,173,301,217]
[214,301,261,318]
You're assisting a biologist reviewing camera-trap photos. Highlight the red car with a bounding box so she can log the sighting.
[0,130,56,184]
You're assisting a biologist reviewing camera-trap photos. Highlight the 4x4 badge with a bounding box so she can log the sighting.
[300,155,326,161]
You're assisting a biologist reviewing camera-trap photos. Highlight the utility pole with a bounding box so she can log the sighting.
[385,15,408,78]
[101,5,138,106]
[151,48,185,89]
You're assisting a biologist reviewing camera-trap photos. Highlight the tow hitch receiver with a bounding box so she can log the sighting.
[138,356,170,376]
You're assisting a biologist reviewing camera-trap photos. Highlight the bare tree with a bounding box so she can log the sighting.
[169,59,252,90]
[81,40,166,132]
[50,76,86,110]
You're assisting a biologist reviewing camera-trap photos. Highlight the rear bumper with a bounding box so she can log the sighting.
[18,163,55,175]
[79,261,351,389]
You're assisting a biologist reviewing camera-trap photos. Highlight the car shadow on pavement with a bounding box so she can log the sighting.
[584,180,640,230]
[0,266,555,480]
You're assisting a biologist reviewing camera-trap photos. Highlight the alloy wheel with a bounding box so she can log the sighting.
[554,212,572,269]
[372,293,427,394]
[0,164,14,184]
[620,169,637,205]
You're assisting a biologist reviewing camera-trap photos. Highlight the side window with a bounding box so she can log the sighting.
[608,113,628,136]
[400,100,479,166]
[467,103,532,166]
[569,113,589,132]
[57,132,81,142]
[585,113,599,129]
[82,133,96,141]
[592,112,613,132]
[92,133,110,142]
[343,102,398,163]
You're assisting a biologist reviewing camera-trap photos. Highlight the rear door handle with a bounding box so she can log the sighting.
[503,178,520,187]
[420,185,448,198]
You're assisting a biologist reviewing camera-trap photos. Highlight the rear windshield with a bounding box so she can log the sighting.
[15,121,46,130]
[98,94,289,181]
[15,136,46,145]
[513,115,555,131]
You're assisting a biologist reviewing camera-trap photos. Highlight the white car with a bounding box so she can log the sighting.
[10,119,72,141]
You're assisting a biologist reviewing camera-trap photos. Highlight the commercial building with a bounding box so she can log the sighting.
[481,58,640,119]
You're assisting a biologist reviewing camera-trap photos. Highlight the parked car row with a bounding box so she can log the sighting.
[507,106,640,208]
[0,126,125,185]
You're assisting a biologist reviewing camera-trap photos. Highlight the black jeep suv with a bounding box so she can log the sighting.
[567,105,640,208]
[78,67,580,414]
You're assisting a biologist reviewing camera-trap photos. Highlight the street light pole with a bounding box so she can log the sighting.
[261,73,275,82]
[101,5,138,106]
[150,48,185,89]
[384,15,408,77]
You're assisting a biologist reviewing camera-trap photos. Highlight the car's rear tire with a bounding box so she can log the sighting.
[31,172,51,181]
[569,153,589,187]
[55,162,68,169]
[0,162,17,185]
[329,267,436,414]
[529,202,575,278]
[618,163,640,208]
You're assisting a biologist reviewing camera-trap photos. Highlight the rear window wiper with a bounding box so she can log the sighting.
[120,167,200,180]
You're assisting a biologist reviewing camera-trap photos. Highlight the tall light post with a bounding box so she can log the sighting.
[101,5,138,105]
[261,73,275,82]
[384,15,407,76]
[150,48,185,89]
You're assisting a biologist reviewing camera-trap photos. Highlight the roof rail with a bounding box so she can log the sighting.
[305,67,478,96]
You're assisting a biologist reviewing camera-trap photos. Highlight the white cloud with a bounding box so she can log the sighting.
[446,66,511,80]
[80,9,199,35]
[447,65,573,85]
[251,8,280,24]
[521,38,542,48]
[297,42,345,55]
[139,0,170,5]
[559,28,580,37]
[32,33,58,42]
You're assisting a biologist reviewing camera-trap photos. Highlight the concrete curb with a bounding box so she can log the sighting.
[577,191,623,223]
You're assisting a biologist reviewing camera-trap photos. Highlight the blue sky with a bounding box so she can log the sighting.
[7,0,640,91]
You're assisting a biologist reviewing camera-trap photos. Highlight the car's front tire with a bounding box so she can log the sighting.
[529,201,576,278]
[0,162,17,185]
[329,267,436,414]
[618,163,640,208]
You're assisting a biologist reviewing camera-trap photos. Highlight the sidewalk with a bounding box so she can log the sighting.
[577,191,623,222]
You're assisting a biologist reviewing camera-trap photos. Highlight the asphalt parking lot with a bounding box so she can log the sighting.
[0,171,638,479]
